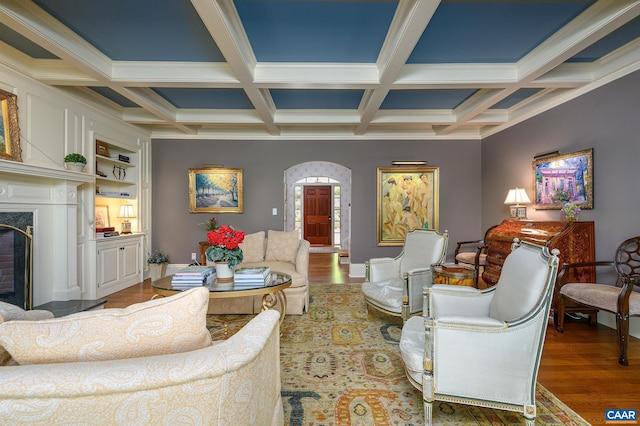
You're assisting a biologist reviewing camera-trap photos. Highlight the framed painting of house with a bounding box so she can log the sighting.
[189,167,243,213]
[377,166,439,246]
[533,148,593,210]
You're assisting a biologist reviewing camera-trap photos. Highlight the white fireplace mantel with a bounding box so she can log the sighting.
[0,158,94,185]
[0,159,95,306]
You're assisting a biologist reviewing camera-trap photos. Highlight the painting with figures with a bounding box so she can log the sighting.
[377,167,439,246]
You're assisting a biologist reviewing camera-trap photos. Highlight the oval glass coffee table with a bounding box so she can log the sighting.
[152,272,292,328]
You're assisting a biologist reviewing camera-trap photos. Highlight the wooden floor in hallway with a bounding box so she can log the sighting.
[105,252,639,426]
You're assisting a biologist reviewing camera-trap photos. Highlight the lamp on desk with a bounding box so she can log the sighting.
[118,204,135,234]
[504,188,531,219]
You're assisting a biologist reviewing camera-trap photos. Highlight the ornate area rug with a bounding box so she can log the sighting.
[207,284,590,425]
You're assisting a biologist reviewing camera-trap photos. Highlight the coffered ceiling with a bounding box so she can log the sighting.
[1,0,640,140]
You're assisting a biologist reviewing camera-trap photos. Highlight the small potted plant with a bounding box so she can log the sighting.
[64,153,87,172]
[561,202,581,221]
[147,250,169,282]
[205,225,245,282]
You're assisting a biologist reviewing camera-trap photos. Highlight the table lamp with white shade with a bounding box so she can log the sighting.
[118,204,135,234]
[504,188,531,219]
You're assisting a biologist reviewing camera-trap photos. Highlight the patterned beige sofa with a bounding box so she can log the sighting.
[0,289,284,426]
[207,230,311,315]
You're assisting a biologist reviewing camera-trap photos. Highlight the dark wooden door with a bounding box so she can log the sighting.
[303,186,332,245]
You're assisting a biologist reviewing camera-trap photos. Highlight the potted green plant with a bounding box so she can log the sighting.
[64,153,87,172]
[147,250,169,282]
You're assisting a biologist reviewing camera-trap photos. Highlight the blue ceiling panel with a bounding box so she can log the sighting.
[491,88,542,109]
[89,87,140,108]
[271,89,363,109]
[0,22,57,59]
[380,89,477,110]
[234,0,398,62]
[32,0,225,61]
[408,1,595,63]
[568,15,640,62]
[153,88,253,109]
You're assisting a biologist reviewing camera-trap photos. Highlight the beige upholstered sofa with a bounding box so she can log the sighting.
[0,289,284,425]
[207,230,311,315]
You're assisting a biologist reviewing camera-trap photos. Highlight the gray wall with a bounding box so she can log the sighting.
[153,69,640,268]
[482,69,640,259]
[151,139,482,264]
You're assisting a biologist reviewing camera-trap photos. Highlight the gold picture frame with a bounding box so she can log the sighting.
[189,167,243,213]
[377,166,439,246]
[0,88,22,162]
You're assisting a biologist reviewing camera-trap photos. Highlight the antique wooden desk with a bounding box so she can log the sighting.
[482,219,596,321]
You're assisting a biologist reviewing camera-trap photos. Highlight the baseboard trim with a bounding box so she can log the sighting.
[349,263,366,278]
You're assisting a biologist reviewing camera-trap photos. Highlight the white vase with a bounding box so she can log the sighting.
[214,262,234,283]
[149,263,167,282]
[64,162,85,172]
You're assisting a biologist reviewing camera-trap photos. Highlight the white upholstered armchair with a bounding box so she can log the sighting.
[362,229,448,322]
[399,239,560,426]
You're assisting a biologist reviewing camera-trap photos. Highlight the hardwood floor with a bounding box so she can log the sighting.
[106,253,638,425]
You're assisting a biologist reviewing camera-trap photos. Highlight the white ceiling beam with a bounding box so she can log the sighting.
[518,0,640,81]
[254,63,380,88]
[371,110,456,124]
[191,0,280,135]
[177,109,264,124]
[356,0,441,135]
[111,62,240,87]
[114,87,196,135]
[0,0,112,81]
[0,0,210,135]
[275,110,361,125]
[438,0,640,136]
[395,63,517,87]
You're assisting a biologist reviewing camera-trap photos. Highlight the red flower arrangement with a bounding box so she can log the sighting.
[205,225,245,268]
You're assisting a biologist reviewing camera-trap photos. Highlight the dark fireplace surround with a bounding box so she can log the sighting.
[0,212,33,310]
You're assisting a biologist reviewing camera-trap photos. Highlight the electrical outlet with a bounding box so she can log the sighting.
[191,252,197,261]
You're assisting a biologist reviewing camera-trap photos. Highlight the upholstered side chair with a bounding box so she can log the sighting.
[361,229,448,322]
[556,235,640,366]
[453,224,497,287]
[399,239,560,426]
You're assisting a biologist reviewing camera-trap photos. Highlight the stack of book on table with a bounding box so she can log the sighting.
[171,265,216,289]
[233,266,272,287]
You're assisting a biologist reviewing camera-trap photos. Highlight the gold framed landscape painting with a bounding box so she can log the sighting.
[377,167,439,246]
[189,167,243,213]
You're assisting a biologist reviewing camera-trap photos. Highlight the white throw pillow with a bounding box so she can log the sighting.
[265,230,300,263]
[239,231,266,263]
[0,287,211,365]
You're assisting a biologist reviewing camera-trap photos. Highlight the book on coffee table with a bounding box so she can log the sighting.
[234,266,270,282]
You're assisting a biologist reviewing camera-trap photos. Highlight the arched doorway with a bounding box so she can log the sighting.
[284,162,352,256]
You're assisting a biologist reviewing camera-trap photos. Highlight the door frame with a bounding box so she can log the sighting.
[284,161,351,253]
[303,184,333,246]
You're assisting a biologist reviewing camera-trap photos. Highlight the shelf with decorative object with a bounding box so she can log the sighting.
[94,139,138,202]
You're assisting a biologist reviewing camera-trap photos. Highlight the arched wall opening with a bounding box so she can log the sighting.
[284,161,351,255]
